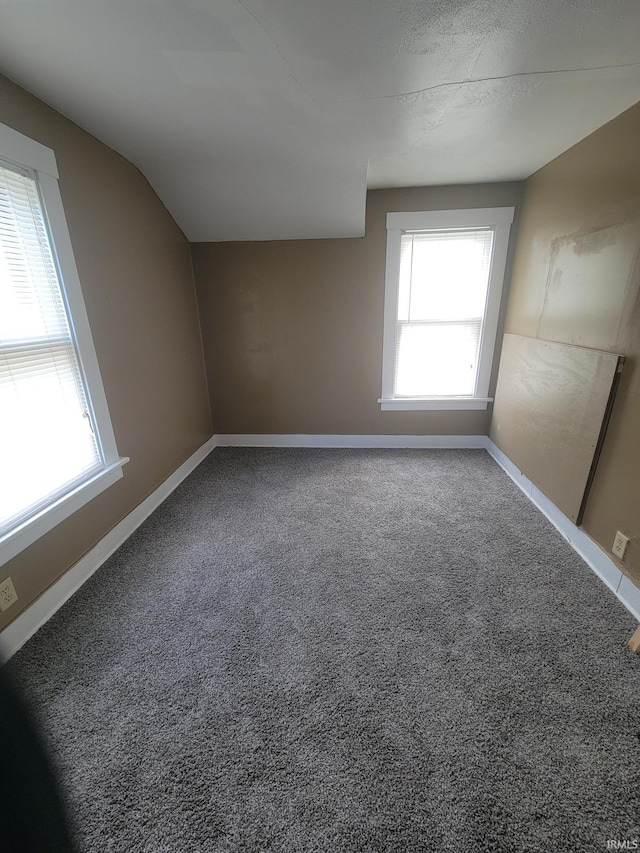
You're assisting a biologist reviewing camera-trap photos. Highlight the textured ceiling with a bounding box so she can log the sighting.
[0,0,639,241]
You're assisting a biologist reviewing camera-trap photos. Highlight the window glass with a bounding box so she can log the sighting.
[394,228,494,397]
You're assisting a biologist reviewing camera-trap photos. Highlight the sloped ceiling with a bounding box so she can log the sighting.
[1,0,639,241]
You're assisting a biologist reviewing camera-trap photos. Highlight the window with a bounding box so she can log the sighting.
[0,123,127,566]
[379,207,514,410]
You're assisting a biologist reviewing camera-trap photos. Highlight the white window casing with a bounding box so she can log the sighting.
[379,207,515,411]
[0,122,128,567]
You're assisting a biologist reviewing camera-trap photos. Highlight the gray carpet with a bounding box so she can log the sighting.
[8,448,640,852]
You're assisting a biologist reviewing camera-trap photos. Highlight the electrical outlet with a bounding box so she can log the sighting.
[0,577,18,613]
[612,531,629,561]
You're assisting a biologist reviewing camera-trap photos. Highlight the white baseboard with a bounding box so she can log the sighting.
[618,575,640,622]
[3,432,636,660]
[485,438,640,622]
[215,434,487,449]
[0,435,218,661]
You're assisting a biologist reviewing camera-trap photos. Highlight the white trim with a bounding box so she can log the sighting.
[380,207,515,411]
[378,397,492,411]
[386,207,515,230]
[380,224,403,404]
[37,171,120,465]
[215,434,487,448]
[0,122,58,178]
[473,220,511,398]
[618,575,640,623]
[485,438,640,623]
[0,436,218,661]
[0,458,129,568]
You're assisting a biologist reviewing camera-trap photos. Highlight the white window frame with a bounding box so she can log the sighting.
[379,207,515,411]
[0,122,128,567]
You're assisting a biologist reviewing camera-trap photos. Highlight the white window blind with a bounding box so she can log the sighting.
[394,227,494,397]
[0,159,103,536]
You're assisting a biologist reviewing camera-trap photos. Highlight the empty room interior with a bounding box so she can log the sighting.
[1,1,640,851]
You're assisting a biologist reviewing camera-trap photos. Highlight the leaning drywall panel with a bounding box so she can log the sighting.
[490,333,621,522]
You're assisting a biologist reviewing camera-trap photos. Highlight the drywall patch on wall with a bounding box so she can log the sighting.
[537,222,640,350]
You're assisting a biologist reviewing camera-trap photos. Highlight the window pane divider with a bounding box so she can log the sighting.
[398,317,482,328]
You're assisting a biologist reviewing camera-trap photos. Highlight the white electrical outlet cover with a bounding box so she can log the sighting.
[0,576,18,612]
[612,531,629,560]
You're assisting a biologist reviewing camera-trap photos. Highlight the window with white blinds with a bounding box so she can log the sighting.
[395,228,494,397]
[380,207,514,411]
[0,121,126,565]
[0,161,103,535]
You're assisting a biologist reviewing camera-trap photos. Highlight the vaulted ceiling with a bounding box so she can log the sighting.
[1,0,639,241]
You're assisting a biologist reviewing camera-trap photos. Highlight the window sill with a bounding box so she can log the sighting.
[378,397,492,411]
[0,457,129,567]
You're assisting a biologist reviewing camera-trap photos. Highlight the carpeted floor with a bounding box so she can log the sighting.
[7,448,640,852]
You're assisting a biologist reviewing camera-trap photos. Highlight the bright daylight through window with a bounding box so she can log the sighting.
[380,208,514,411]
[0,123,126,565]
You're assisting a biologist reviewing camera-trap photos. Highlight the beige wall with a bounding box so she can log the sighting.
[495,102,640,584]
[192,183,524,436]
[0,76,213,630]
